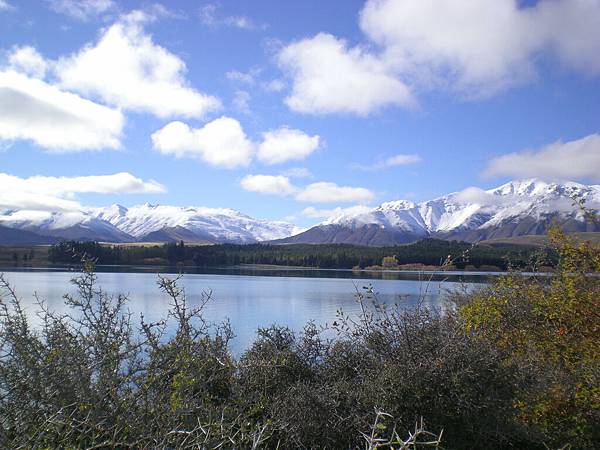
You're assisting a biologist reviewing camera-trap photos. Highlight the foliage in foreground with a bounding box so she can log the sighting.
[1,226,599,449]
[461,227,600,449]
[0,266,516,449]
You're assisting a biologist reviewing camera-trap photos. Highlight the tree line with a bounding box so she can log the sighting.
[47,238,554,270]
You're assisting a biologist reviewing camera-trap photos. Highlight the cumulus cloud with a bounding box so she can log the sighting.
[0,172,165,212]
[353,153,421,171]
[295,182,375,204]
[151,117,254,168]
[240,174,297,196]
[278,0,600,115]
[240,175,375,204]
[152,119,320,168]
[47,0,116,21]
[279,33,413,115]
[0,70,123,151]
[8,46,48,78]
[55,15,221,118]
[482,133,600,181]
[257,127,320,164]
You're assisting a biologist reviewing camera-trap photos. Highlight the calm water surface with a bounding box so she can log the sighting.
[1,268,487,353]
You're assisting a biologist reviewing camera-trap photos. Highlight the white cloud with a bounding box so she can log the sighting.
[354,153,421,171]
[278,0,600,114]
[48,0,115,21]
[55,16,221,118]
[240,174,374,204]
[0,172,165,196]
[151,117,254,168]
[0,0,14,11]
[232,90,251,114]
[199,4,260,30]
[8,46,48,78]
[282,167,311,178]
[240,174,297,196]
[536,0,600,76]
[152,119,320,168]
[0,192,83,213]
[257,127,320,164]
[301,205,372,220]
[295,182,375,204]
[453,187,514,207]
[0,172,165,212]
[226,68,261,84]
[362,0,600,95]
[263,79,285,92]
[278,33,413,115]
[0,70,123,151]
[381,153,421,167]
[482,133,600,181]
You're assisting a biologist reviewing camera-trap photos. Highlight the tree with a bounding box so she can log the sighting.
[382,255,398,268]
[461,227,600,448]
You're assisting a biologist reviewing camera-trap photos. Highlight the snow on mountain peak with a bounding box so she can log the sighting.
[318,179,600,235]
[93,203,296,242]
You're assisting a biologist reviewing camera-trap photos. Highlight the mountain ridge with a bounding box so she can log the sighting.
[0,204,299,245]
[1,179,598,246]
[273,179,600,246]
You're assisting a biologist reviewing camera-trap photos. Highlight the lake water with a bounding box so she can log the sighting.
[0,267,487,353]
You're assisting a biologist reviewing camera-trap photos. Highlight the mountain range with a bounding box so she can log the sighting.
[0,204,300,245]
[275,179,600,246]
[0,179,598,246]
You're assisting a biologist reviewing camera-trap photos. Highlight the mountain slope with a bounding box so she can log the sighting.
[94,204,299,244]
[276,179,600,246]
[0,211,133,243]
[0,204,299,244]
[0,224,57,245]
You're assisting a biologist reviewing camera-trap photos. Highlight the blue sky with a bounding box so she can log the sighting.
[1,0,599,227]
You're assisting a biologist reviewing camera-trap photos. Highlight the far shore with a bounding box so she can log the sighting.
[0,262,559,278]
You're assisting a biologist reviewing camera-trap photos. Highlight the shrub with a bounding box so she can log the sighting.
[461,227,600,448]
[1,230,598,449]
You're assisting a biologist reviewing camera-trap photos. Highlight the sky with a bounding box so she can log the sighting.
[1,0,599,228]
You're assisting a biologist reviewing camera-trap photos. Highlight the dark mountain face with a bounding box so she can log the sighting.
[274,214,600,247]
[0,225,58,245]
[437,214,600,242]
[139,226,214,243]
[24,221,134,243]
[272,224,428,246]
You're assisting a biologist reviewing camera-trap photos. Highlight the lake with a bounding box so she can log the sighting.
[0,267,488,353]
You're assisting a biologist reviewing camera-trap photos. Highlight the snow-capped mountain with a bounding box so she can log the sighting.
[0,210,132,242]
[1,180,598,246]
[94,203,300,243]
[276,179,600,246]
[0,204,300,244]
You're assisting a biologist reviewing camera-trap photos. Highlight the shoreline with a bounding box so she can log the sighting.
[0,262,555,278]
